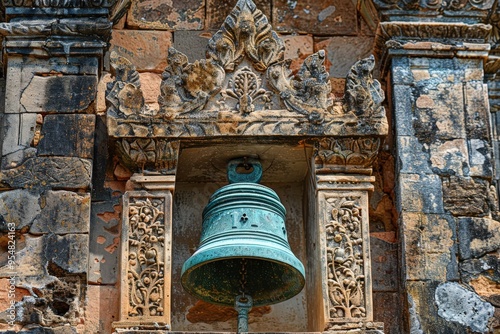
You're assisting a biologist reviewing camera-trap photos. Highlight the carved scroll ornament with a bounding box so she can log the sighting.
[325,196,367,320]
[127,197,166,317]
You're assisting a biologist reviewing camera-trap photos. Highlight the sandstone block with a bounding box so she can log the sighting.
[13,276,84,327]
[31,191,90,235]
[400,212,456,281]
[0,235,45,278]
[435,282,494,333]
[465,82,491,140]
[314,36,373,78]
[442,176,491,217]
[46,234,88,274]
[392,85,415,136]
[391,57,414,85]
[127,0,204,30]
[273,0,357,35]
[1,113,37,157]
[397,173,444,213]
[407,281,467,333]
[109,30,172,73]
[0,189,40,231]
[282,35,314,74]
[458,217,500,260]
[38,114,96,159]
[206,0,271,30]
[373,292,402,333]
[173,30,211,63]
[370,235,398,292]
[413,83,466,143]
[429,139,468,176]
[460,254,500,284]
[96,72,113,113]
[468,139,493,178]
[84,285,119,333]
[0,157,92,190]
[88,200,121,284]
[396,136,432,175]
[20,75,97,113]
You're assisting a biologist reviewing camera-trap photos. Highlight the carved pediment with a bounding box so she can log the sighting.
[106,0,388,171]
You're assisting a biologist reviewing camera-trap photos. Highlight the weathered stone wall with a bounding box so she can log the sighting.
[3,0,500,333]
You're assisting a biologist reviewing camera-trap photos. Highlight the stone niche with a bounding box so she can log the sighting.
[171,142,312,331]
[106,0,387,332]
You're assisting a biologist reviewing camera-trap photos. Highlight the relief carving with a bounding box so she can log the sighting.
[159,48,224,119]
[206,0,284,71]
[117,139,179,173]
[315,137,381,168]
[267,50,333,123]
[106,52,146,118]
[344,55,385,119]
[127,197,166,317]
[325,196,367,320]
[219,66,272,113]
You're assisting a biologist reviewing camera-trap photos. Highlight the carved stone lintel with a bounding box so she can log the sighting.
[206,0,284,71]
[115,191,172,329]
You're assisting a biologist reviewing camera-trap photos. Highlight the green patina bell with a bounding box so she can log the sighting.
[181,158,305,315]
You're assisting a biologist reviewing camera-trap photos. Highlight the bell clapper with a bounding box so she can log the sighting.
[235,294,253,333]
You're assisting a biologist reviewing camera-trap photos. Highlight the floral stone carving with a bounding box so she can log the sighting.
[315,137,381,173]
[117,139,179,173]
[324,195,369,321]
[116,192,172,330]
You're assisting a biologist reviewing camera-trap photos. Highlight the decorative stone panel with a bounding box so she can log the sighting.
[114,191,172,331]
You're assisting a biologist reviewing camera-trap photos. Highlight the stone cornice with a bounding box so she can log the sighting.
[359,0,495,23]
[373,21,492,75]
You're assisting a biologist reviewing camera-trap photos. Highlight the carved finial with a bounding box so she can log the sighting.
[344,55,385,118]
[106,52,145,117]
[207,0,284,72]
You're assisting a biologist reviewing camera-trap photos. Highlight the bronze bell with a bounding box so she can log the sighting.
[181,158,305,331]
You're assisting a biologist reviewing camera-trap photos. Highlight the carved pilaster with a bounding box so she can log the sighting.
[315,175,382,333]
[114,190,173,332]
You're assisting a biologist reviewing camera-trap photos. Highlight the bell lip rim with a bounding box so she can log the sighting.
[180,254,306,307]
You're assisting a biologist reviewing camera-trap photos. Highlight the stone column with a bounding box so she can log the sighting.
[112,141,179,332]
[308,138,384,333]
[0,3,117,332]
[374,20,497,332]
